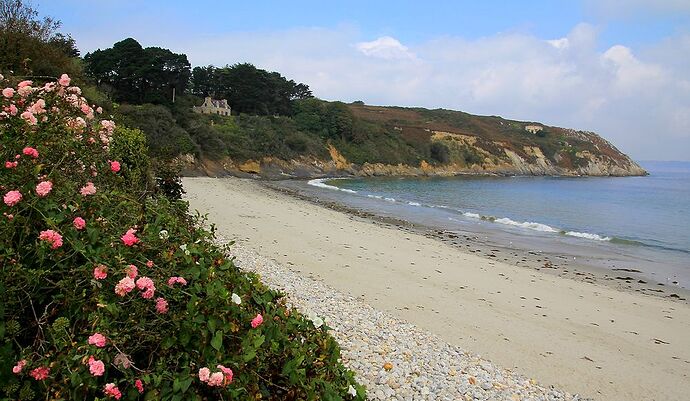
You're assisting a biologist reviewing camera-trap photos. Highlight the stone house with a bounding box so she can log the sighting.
[193,97,232,116]
[524,125,543,134]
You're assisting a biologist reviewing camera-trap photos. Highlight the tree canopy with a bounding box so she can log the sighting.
[84,38,191,104]
[191,63,313,115]
[0,0,80,77]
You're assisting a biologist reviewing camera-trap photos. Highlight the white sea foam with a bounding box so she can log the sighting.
[367,194,383,199]
[384,197,396,202]
[463,212,481,219]
[565,231,611,241]
[307,178,357,194]
[408,202,421,206]
[493,217,559,233]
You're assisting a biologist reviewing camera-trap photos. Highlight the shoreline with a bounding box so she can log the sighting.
[183,176,690,401]
[264,179,690,304]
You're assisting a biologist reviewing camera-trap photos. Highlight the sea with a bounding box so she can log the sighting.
[283,161,690,290]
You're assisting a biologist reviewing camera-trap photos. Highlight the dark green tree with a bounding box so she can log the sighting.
[0,0,80,77]
[190,63,313,116]
[84,38,191,104]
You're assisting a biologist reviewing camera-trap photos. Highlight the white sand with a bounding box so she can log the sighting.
[183,177,690,401]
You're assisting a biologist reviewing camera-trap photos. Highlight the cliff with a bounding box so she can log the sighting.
[181,103,646,179]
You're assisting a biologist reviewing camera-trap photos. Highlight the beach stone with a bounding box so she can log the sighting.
[224,241,591,401]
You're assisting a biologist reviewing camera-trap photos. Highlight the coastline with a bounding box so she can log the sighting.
[265,179,690,303]
[183,176,690,401]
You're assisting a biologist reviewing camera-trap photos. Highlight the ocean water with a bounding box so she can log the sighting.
[302,161,690,288]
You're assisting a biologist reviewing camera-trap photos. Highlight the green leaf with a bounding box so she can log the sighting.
[253,334,265,348]
[180,377,193,393]
[211,330,223,351]
[243,349,256,362]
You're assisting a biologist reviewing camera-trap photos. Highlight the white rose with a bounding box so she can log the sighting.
[347,385,357,397]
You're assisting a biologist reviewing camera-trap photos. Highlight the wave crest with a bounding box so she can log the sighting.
[565,231,611,241]
[307,178,357,194]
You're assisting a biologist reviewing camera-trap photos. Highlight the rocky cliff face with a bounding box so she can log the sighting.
[182,137,646,179]
[181,102,646,179]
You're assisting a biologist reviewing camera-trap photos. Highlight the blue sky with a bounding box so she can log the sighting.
[42,1,690,160]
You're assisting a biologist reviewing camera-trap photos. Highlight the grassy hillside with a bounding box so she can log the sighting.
[118,96,639,176]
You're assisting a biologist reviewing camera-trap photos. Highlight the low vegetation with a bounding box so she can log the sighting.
[0,74,364,400]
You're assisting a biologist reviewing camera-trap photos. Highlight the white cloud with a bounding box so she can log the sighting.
[547,38,569,50]
[602,45,665,91]
[355,36,416,60]
[69,22,690,161]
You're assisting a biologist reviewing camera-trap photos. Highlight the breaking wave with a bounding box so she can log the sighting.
[461,212,611,241]
[308,179,615,243]
[307,178,357,194]
[564,231,611,241]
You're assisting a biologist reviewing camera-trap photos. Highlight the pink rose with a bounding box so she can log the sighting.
[35,181,53,197]
[207,372,224,386]
[73,217,86,230]
[135,379,144,393]
[17,80,33,88]
[125,264,138,279]
[20,111,37,125]
[3,190,22,206]
[93,264,107,280]
[155,297,168,314]
[136,276,155,299]
[121,228,139,246]
[30,99,46,114]
[217,364,233,384]
[17,86,33,97]
[5,161,18,168]
[22,147,39,158]
[115,276,136,296]
[104,383,122,400]
[59,74,71,87]
[251,313,264,328]
[146,260,154,268]
[39,229,63,249]
[88,332,107,347]
[109,160,121,172]
[80,182,97,196]
[2,87,14,98]
[167,276,187,286]
[88,356,105,376]
[30,366,50,380]
[12,359,26,374]
[198,367,211,382]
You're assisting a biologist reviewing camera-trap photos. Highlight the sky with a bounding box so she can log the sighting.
[42,0,690,161]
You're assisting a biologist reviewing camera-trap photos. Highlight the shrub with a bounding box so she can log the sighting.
[430,142,450,164]
[109,126,152,195]
[0,75,364,400]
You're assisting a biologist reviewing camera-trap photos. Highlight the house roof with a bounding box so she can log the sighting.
[206,98,230,109]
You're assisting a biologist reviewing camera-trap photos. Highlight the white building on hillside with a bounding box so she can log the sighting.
[193,97,231,116]
[524,125,543,134]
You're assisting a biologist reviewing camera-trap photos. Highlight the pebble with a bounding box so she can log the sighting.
[227,241,591,401]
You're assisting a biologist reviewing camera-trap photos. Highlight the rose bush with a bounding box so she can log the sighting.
[0,74,365,400]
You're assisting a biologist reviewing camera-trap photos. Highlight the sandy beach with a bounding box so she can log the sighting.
[183,177,690,401]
